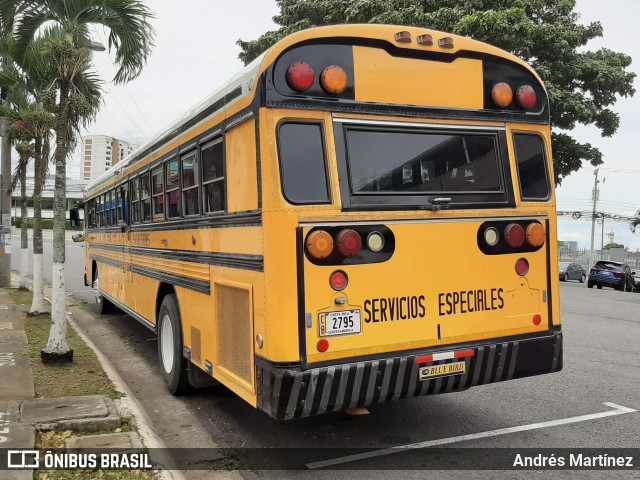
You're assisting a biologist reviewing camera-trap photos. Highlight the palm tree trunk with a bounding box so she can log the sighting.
[42,83,72,362]
[30,136,48,315]
[18,156,29,290]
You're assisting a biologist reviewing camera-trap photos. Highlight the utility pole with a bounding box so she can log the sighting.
[589,168,599,272]
[0,90,11,287]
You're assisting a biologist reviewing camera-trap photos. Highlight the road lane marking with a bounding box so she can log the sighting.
[306,402,638,470]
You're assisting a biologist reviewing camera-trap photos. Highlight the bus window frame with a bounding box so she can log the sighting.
[200,136,226,215]
[116,187,123,223]
[512,131,552,202]
[180,149,200,217]
[333,121,516,211]
[139,170,152,223]
[165,157,181,219]
[276,120,332,206]
[130,176,140,224]
[151,167,165,220]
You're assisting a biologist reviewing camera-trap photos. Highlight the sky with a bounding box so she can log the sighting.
[38,0,640,251]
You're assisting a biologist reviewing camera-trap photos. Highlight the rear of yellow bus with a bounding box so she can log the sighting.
[254,25,562,420]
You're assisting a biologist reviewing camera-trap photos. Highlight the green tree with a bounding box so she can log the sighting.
[0,32,57,313]
[603,242,625,250]
[238,0,635,183]
[12,0,155,363]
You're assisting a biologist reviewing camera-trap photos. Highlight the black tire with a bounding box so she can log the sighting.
[93,267,114,314]
[157,294,190,395]
[580,274,586,283]
[597,285,603,289]
[587,281,594,288]
[563,273,569,282]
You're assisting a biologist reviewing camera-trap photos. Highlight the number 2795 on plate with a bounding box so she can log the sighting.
[319,310,361,337]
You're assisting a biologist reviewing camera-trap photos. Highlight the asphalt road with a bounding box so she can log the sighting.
[10,241,640,478]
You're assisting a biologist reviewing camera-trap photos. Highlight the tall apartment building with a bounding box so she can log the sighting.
[80,135,139,181]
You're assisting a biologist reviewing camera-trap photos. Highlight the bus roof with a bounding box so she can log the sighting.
[85,24,543,194]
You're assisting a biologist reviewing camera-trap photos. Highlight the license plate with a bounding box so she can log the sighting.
[319,310,361,337]
[419,361,466,381]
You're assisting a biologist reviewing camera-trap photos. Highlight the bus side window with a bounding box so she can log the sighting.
[152,168,164,218]
[165,158,180,218]
[140,173,151,221]
[181,151,199,215]
[131,177,139,223]
[116,188,123,223]
[121,185,129,224]
[105,191,112,226]
[110,190,117,225]
[201,139,225,213]
[514,134,551,200]
[277,122,330,204]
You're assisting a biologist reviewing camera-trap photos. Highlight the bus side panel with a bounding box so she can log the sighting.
[225,119,259,213]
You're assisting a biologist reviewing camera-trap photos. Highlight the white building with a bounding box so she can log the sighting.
[11,175,88,220]
[80,134,139,181]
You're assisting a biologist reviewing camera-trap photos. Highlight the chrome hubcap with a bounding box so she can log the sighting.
[94,277,101,304]
[160,314,174,374]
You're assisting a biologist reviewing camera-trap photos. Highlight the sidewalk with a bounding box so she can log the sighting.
[1,275,240,480]
[0,286,170,479]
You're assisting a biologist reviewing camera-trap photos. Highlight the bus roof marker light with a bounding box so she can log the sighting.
[286,62,315,92]
[504,223,525,249]
[320,65,348,94]
[491,82,513,108]
[417,34,433,46]
[395,31,412,43]
[438,37,454,48]
[306,230,334,259]
[526,223,546,247]
[516,85,537,109]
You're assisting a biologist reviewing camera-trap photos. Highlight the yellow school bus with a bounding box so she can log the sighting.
[80,24,562,420]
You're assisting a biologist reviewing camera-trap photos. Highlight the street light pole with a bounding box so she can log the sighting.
[0,104,12,287]
[589,168,599,272]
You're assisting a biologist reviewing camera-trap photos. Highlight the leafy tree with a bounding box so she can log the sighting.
[11,0,155,363]
[0,31,57,313]
[603,242,625,250]
[238,0,636,183]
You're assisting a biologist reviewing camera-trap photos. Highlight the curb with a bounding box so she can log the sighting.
[41,288,186,480]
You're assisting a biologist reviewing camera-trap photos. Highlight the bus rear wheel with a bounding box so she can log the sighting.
[157,294,190,395]
[93,268,114,314]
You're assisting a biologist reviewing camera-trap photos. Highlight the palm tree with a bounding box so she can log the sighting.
[13,138,34,289]
[1,30,58,314]
[13,0,155,362]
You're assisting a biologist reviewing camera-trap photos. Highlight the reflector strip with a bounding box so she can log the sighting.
[415,348,475,364]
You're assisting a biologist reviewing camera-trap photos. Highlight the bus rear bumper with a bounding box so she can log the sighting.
[256,329,562,420]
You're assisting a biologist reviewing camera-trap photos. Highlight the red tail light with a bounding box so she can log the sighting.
[516,85,537,109]
[515,258,529,276]
[329,270,348,291]
[336,229,362,257]
[286,62,315,92]
[317,339,329,353]
[504,223,525,248]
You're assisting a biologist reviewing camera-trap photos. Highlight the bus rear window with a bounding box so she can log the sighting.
[278,123,330,204]
[345,128,502,194]
[514,134,550,200]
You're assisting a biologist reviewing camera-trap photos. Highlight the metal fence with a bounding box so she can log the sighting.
[559,248,640,271]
